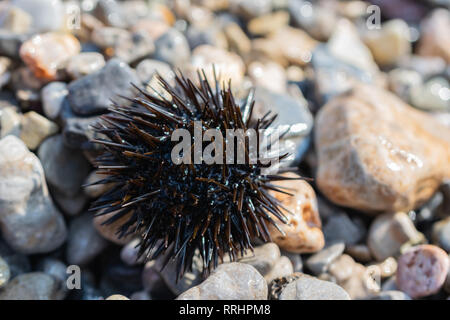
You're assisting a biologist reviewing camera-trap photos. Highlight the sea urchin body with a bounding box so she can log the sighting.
[89,70,301,279]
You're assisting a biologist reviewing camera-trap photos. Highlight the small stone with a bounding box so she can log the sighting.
[339,263,378,299]
[0,256,10,288]
[373,257,398,278]
[381,276,398,292]
[417,9,450,63]
[11,0,64,32]
[93,0,127,28]
[0,136,67,254]
[410,77,450,112]
[41,82,68,119]
[20,111,58,150]
[0,30,26,57]
[185,25,228,51]
[52,188,89,217]
[247,11,289,36]
[130,290,151,300]
[230,0,272,19]
[0,240,30,278]
[130,19,170,42]
[38,135,91,197]
[323,213,365,246]
[266,173,324,253]
[0,5,31,34]
[264,256,294,284]
[106,294,129,300]
[327,19,379,76]
[278,273,350,300]
[388,68,422,102]
[397,55,447,78]
[445,263,450,294]
[432,217,450,252]
[315,84,450,213]
[363,19,412,66]
[369,290,411,300]
[66,213,108,266]
[0,272,60,300]
[153,28,190,68]
[36,257,68,299]
[61,114,102,150]
[238,243,281,275]
[68,58,140,115]
[248,61,287,94]
[0,107,21,138]
[368,212,422,261]
[396,244,449,298]
[281,251,303,273]
[223,22,251,55]
[306,242,345,275]
[66,52,105,80]
[176,263,267,300]
[328,254,356,283]
[346,244,373,263]
[19,32,81,81]
[188,44,245,88]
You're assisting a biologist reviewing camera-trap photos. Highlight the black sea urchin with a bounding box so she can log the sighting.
[89,70,300,279]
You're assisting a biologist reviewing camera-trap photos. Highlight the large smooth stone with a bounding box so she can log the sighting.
[315,83,450,213]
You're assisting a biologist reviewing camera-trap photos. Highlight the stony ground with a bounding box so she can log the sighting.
[0,0,449,300]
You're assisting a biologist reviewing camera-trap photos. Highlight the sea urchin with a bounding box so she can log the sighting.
[89,70,301,279]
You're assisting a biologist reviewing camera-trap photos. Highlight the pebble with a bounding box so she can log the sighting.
[0,256,10,288]
[153,28,190,68]
[176,263,267,300]
[38,134,90,197]
[396,245,449,298]
[238,243,281,276]
[369,290,411,300]
[130,19,170,42]
[0,135,67,254]
[410,77,450,112]
[130,290,151,300]
[11,0,64,33]
[0,272,60,300]
[19,32,81,81]
[93,0,127,29]
[247,11,289,36]
[230,0,272,19]
[67,58,140,115]
[0,240,31,278]
[83,171,115,199]
[66,213,108,266]
[388,68,422,102]
[0,106,21,138]
[323,213,365,246]
[135,59,174,86]
[264,256,294,283]
[20,111,58,150]
[315,83,450,213]
[306,242,345,275]
[62,114,102,150]
[432,218,450,252]
[65,52,106,80]
[0,5,31,34]
[345,244,373,263]
[93,210,134,245]
[41,82,68,119]
[36,257,68,299]
[281,251,303,273]
[278,273,350,300]
[185,25,228,51]
[51,188,89,217]
[0,30,26,57]
[417,9,450,63]
[328,254,356,283]
[223,22,251,56]
[248,61,287,94]
[188,44,245,88]
[120,238,144,266]
[363,19,412,66]
[266,173,324,253]
[368,212,422,261]
[339,263,379,299]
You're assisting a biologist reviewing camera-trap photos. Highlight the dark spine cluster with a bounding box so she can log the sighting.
[89,70,299,279]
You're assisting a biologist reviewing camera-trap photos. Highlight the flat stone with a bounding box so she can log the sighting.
[0,136,67,254]
[306,242,345,275]
[38,134,90,197]
[176,263,267,300]
[278,273,350,300]
[68,58,139,115]
[315,83,450,213]
[266,173,324,253]
[396,244,449,298]
[368,212,422,261]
